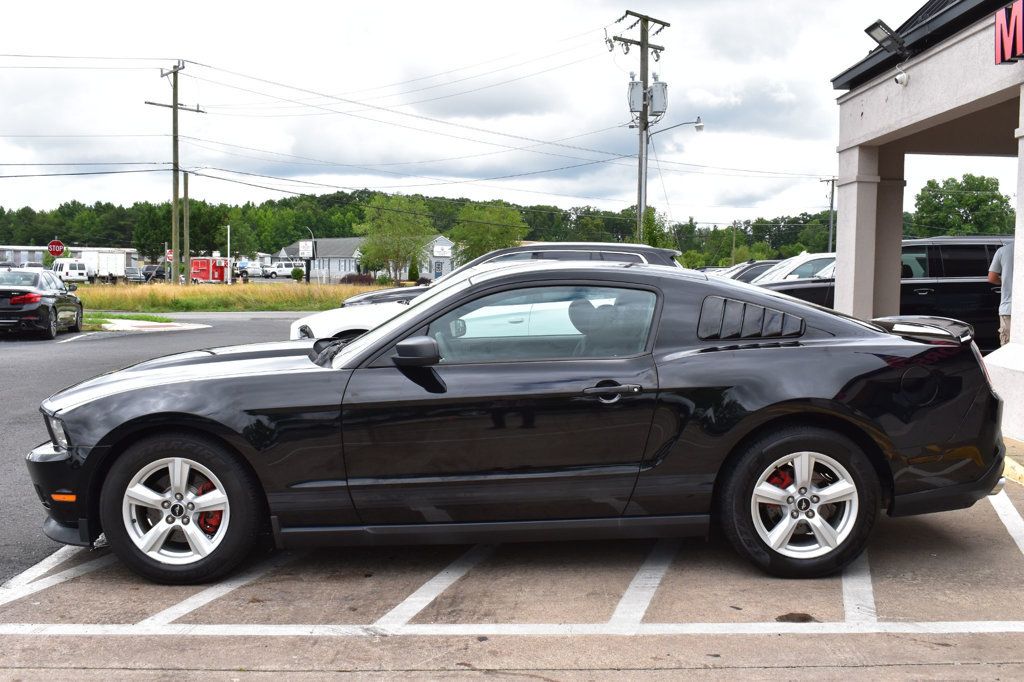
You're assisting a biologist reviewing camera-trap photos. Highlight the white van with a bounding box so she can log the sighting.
[52,258,90,283]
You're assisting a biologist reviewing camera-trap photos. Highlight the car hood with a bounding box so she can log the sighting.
[42,340,322,414]
[290,301,407,339]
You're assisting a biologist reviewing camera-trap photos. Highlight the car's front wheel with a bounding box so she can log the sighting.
[717,426,879,578]
[99,434,264,584]
[269,272,277,278]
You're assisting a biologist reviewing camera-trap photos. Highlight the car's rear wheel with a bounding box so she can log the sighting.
[68,306,83,333]
[99,434,264,584]
[40,308,58,340]
[717,426,879,578]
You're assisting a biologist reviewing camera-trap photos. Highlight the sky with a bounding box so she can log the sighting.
[0,0,1017,230]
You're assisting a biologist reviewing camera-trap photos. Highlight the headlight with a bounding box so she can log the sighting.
[46,414,70,450]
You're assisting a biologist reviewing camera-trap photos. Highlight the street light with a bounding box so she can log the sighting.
[865,19,907,56]
[637,117,703,241]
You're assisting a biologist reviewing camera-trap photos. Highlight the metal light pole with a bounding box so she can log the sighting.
[643,118,704,241]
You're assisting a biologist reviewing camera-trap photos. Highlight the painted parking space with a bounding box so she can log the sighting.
[0,482,1022,647]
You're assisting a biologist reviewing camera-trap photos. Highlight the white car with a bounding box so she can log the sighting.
[237,261,264,278]
[750,252,835,285]
[289,262,536,341]
[265,261,301,278]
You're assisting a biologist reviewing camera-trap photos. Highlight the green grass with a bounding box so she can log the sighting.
[76,282,380,313]
[82,312,175,331]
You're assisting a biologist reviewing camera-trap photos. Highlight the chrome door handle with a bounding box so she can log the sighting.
[993,287,1002,294]
[914,288,933,295]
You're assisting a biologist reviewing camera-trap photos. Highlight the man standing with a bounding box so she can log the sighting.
[988,241,1014,346]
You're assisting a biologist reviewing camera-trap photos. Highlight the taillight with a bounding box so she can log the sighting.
[971,341,993,387]
[10,292,41,305]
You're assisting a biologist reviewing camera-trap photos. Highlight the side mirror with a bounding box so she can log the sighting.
[393,336,441,367]
[67,284,78,292]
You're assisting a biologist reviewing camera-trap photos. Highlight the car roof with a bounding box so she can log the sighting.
[466,260,705,286]
[903,235,1013,244]
[491,242,681,256]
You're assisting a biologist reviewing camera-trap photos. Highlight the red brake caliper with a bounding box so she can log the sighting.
[195,481,223,534]
[767,468,793,505]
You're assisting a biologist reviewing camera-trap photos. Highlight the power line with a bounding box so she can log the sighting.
[0,168,168,179]
[0,161,169,166]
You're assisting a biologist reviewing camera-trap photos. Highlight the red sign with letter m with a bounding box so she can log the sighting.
[996,0,1024,64]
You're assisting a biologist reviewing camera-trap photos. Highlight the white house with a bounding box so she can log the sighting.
[277,235,454,281]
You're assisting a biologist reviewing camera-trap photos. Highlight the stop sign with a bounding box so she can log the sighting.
[47,240,65,257]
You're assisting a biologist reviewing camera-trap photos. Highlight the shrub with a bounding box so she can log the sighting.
[375,274,394,286]
[291,267,305,282]
[408,259,420,282]
[341,273,374,285]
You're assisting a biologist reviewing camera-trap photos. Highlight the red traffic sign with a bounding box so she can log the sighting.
[166,248,174,259]
[47,240,65,257]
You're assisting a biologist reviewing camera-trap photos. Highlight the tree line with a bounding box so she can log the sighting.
[0,173,1013,269]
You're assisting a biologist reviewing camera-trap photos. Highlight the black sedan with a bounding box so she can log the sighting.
[0,268,83,339]
[26,262,1004,584]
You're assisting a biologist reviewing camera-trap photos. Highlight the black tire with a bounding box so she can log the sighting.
[716,426,879,579]
[68,306,83,333]
[99,434,265,584]
[269,272,277,279]
[40,308,58,340]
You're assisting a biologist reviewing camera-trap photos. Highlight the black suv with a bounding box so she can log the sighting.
[343,242,682,307]
[760,236,1012,352]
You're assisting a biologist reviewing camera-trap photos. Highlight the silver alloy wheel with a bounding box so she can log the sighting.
[749,450,859,559]
[121,457,230,565]
[49,311,57,336]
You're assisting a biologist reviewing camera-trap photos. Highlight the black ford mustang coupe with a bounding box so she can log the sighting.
[26,262,1005,584]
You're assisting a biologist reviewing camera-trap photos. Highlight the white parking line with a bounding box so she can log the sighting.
[56,332,96,344]
[137,551,300,626]
[372,544,495,629]
[607,539,679,629]
[989,490,1024,558]
[6,620,1024,637]
[0,553,115,608]
[841,550,877,624]
[1,546,82,590]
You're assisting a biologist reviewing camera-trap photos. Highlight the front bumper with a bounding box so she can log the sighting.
[25,442,94,546]
[890,439,1006,517]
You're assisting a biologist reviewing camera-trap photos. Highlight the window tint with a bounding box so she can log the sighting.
[900,245,930,278]
[426,285,656,363]
[598,252,643,263]
[940,245,991,278]
[536,250,594,261]
[0,271,38,286]
[488,252,534,262]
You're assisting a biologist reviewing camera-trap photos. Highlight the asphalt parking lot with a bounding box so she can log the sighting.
[3,317,1024,677]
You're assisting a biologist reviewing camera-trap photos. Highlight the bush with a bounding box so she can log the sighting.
[375,274,394,286]
[408,260,420,282]
[416,277,433,285]
[291,267,305,282]
[341,273,374,284]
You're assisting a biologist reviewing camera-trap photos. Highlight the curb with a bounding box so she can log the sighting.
[1005,455,1024,488]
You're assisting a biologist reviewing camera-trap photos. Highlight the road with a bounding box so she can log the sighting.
[0,312,298,584]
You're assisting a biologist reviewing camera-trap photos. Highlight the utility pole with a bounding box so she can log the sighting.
[613,11,669,242]
[821,177,837,252]
[183,171,190,284]
[145,60,205,285]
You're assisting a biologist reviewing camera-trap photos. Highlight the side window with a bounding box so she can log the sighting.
[900,245,930,279]
[488,252,534,262]
[426,285,657,363]
[599,252,643,263]
[939,245,990,278]
[536,251,594,261]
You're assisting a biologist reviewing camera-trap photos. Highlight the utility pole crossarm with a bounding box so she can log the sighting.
[143,101,207,114]
[612,36,665,51]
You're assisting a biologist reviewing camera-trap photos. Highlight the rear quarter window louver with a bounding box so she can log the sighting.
[698,296,804,340]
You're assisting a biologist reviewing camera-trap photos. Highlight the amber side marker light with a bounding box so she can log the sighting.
[50,493,76,503]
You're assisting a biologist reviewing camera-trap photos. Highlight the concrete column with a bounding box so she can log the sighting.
[986,90,1024,441]
[835,146,880,319]
[874,149,906,317]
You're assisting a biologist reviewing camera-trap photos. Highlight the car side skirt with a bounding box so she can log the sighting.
[274,514,709,549]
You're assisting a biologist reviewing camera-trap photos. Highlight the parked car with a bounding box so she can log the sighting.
[124,267,146,283]
[759,236,1012,352]
[236,261,264,278]
[52,258,90,283]
[27,260,1004,584]
[0,261,16,268]
[265,261,301,278]
[0,268,83,339]
[143,265,167,282]
[751,253,835,285]
[713,259,780,283]
[341,242,683,308]
[20,261,45,269]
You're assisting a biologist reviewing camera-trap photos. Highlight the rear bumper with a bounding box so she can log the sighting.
[0,304,50,332]
[890,439,1006,516]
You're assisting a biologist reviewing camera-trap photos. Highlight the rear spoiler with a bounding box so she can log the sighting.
[871,315,974,345]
